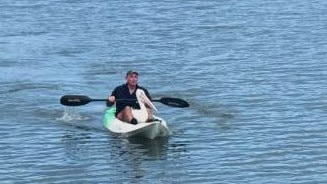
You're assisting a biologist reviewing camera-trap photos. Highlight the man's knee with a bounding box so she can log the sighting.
[117,106,133,122]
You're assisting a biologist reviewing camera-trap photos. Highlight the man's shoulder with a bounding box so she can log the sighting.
[114,84,127,91]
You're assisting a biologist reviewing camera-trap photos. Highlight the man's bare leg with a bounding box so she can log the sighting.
[116,106,135,124]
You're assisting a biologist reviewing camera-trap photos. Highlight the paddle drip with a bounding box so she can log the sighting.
[57,106,89,122]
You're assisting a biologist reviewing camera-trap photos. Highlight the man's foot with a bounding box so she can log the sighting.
[130,118,138,125]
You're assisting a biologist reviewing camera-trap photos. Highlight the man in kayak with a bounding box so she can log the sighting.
[108,70,154,125]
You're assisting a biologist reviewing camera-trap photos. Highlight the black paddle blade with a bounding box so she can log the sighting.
[158,97,189,108]
[60,95,92,106]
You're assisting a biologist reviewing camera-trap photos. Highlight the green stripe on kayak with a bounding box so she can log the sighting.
[103,107,116,128]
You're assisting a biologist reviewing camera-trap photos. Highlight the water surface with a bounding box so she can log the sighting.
[1,0,327,183]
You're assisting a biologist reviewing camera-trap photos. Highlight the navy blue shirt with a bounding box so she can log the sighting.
[110,84,152,114]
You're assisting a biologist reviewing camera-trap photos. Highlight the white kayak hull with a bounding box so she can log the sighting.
[103,107,171,139]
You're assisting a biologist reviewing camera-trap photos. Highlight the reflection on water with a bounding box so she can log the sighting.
[60,127,170,181]
[105,135,170,160]
[59,129,172,183]
[61,130,93,162]
[127,137,169,158]
[106,137,170,183]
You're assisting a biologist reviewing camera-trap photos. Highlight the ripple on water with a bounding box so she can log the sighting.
[1,0,327,183]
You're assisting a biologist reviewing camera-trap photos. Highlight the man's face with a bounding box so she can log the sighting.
[126,74,138,86]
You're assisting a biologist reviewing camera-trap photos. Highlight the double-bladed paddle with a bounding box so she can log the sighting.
[60,95,189,108]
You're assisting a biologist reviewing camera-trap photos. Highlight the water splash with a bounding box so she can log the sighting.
[56,106,89,122]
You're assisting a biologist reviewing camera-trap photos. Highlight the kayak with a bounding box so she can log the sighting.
[103,107,171,139]
[60,89,189,139]
[102,89,171,139]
